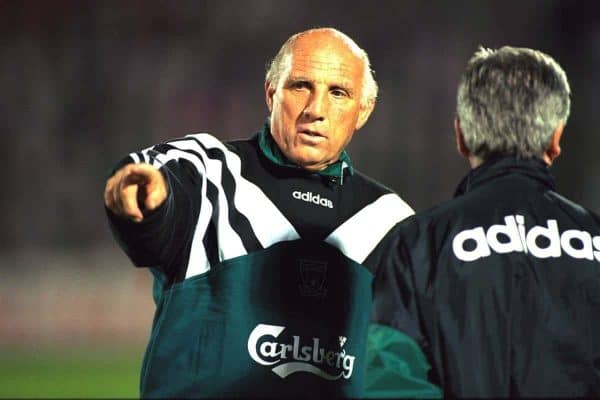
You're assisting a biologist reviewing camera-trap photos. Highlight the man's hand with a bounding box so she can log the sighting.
[104,163,168,222]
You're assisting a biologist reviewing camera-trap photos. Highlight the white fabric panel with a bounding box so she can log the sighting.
[325,193,414,264]
[146,149,213,278]
[129,152,141,163]
[191,133,300,247]
[150,141,247,272]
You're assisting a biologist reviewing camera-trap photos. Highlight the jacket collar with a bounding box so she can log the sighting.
[454,154,556,197]
[257,121,354,183]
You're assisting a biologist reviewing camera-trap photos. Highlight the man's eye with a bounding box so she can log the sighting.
[290,81,309,90]
[331,88,348,98]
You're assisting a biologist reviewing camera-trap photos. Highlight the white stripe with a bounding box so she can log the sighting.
[143,148,213,278]
[192,134,300,248]
[130,145,157,165]
[151,156,164,169]
[146,141,247,276]
[129,152,140,163]
[140,133,299,279]
[325,193,414,264]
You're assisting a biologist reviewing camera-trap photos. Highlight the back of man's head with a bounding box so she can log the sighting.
[456,46,571,161]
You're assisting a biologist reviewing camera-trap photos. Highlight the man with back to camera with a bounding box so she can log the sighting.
[103,27,441,398]
[369,46,600,397]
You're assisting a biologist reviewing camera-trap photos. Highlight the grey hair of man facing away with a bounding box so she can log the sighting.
[371,46,600,397]
[455,46,571,167]
[265,27,379,110]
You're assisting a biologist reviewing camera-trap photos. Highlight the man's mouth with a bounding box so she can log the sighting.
[299,129,325,138]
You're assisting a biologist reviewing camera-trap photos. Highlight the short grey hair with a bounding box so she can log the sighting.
[456,46,571,160]
[265,27,378,110]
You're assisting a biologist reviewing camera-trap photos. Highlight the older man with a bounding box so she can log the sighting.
[372,46,600,397]
[104,28,439,398]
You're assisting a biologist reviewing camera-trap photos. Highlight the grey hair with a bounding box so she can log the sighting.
[265,27,378,110]
[456,46,571,160]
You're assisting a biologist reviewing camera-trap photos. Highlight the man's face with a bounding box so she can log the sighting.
[266,32,374,172]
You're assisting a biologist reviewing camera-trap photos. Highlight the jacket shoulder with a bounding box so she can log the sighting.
[351,170,397,195]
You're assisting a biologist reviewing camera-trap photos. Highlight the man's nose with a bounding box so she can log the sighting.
[303,90,327,121]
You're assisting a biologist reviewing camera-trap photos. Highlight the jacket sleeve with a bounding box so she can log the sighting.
[364,222,442,398]
[105,144,204,279]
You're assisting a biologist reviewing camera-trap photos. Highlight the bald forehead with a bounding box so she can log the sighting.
[290,30,365,63]
[289,31,366,76]
[278,31,365,98]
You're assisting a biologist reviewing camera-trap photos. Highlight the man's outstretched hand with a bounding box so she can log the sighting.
[104,163,168,222]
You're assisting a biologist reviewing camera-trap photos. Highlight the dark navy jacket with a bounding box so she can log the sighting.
[371,155,600,397]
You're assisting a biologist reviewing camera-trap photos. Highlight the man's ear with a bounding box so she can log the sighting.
[265,81,275,112]
[355,100,375,130]
[543,123,565,165]
[454,117,471,158]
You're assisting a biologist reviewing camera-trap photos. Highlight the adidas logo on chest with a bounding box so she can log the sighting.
[292,191,333,209]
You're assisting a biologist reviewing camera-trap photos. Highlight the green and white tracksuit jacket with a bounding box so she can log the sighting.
[106,123,442,398]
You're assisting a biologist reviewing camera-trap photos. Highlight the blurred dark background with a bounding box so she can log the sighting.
[0,0,599,395]
[1,0,599,252]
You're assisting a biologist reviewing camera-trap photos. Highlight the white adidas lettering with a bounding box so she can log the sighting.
[452,214,600,262]
[292,191,334,209]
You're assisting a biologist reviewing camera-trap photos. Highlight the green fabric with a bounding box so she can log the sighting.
[149,267,165,306]
[258,122,354,180]
[140,240,373,398]
[364,323,442,398]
